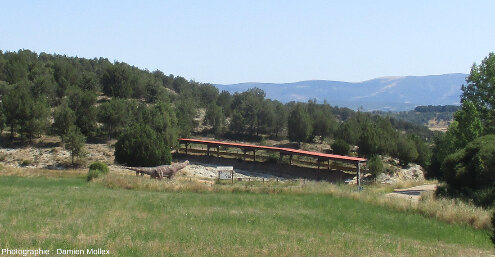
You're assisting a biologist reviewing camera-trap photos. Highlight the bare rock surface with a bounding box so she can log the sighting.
[183,162,286,180]
[376,163,425,184]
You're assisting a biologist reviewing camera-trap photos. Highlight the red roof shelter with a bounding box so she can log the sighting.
[178,138,367,185]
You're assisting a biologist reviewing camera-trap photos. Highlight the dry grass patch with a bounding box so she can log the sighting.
[0,164,86,178]
[95,173,493,230]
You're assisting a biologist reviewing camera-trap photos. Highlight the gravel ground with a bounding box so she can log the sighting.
[182,162,286,180]
[385,184,437,202]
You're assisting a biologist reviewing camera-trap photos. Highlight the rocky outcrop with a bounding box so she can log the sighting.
[376,163,425,184]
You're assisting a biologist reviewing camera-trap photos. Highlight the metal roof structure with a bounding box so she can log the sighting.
[178,138,367,163]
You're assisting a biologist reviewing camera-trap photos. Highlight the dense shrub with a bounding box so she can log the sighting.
[87,162,109,181]
[114,124,171,167]
[396,137,418,166]
[87,169,100,181]
[265,152,279,164]
[367,155,383,176]
[439,135,495,207]
[331,139,350,155]
[89,162,109,174]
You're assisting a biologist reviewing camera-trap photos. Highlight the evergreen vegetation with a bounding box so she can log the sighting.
[114,124,172,167]
[367,155,384,176]
[372,105,460,127]
[438,135,495,207]
[0,49,434,168]
[87,161,109,181]
[331,139,350,155]
[430,53,495,208]
[63,126,86,166]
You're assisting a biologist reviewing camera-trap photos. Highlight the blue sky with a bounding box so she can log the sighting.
[1,0,494,84]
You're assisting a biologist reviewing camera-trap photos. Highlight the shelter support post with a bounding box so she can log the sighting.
[356,162,361,191]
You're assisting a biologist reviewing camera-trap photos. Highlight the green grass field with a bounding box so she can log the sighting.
[0,175,493,256]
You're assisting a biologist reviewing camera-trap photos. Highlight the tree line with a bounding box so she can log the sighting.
[0,49,432,168]
[371,105,460,128]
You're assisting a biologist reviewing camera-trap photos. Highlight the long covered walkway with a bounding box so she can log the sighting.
[178,138,367,185]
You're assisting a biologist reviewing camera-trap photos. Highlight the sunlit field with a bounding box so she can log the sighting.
[0,171,492,256]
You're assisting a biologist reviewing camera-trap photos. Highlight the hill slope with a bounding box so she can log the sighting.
[216,73,467,111]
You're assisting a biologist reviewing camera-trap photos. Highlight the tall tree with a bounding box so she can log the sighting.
[53,60,80,98]
[63,126,86,166]
[19,98,50,141]
[97,99,129,139]
[204,104,225,136]
[336,119,361,145]
[4,50,34,84]
[229,110,245,134]
[272,101,287,138]
[175,98,197,137]
[288,104,311,144]
[135,102,179,148]
[311,107,337,143]
[256,101,275,136]
[2,84,32,139]
[53,102,76,140]
[358,121,379,157]
[375,117,398,156]
[396,136,419,166]
[451,100,483,149]
[461,52,495,133]
[66,87,97,136]
[101,63,134,98]
[217,90,233,118]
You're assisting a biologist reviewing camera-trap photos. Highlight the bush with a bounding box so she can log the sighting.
[439,135,495,207]
[396,137,418,166]
[265,152,279,164]
[367,155,383,176]
[20,159,32,166]
[89,162,109,174]
[63,125,86,166]
[114,124,171,167]
[87,169,100,181]
[331,139,350,155]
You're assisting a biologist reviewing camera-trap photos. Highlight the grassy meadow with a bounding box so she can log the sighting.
[0,170,493,256]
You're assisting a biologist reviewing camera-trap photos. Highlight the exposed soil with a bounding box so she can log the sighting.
[174,154,355,182]
[0,134,421,185]
[427,117,449,132]
[0,135,354,182]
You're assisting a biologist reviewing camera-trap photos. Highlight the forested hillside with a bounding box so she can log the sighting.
[3,49,495,214]
[0,49,432,168]
[371,105,460,128]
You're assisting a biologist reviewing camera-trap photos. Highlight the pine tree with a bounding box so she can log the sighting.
[288,104,312,144]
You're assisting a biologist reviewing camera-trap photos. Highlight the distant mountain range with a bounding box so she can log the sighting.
[215,73,467,111]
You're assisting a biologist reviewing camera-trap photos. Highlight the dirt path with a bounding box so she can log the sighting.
[385,184,437,202]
